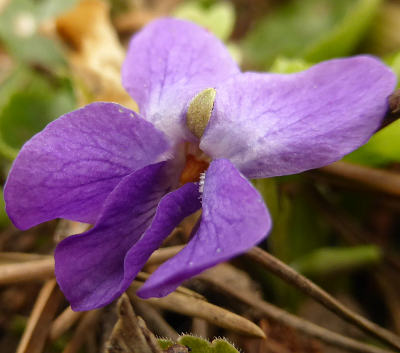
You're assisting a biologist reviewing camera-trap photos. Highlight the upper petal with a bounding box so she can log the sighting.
[122,18,239,143]
[55,162,201,311]
[4,102,169,229]
[137,159,271,298]
[200,56,397,178]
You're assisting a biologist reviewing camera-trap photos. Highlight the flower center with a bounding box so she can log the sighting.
[179,145,210,184]
[180,88,216,184]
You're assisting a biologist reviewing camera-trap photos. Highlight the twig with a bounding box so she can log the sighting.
[0,252,49,263]
[0,258,54,284]
[199,272,396,353]
[192,318,209,338]
[62,310,101,353]
[313,161,400,198]
[136,272,205,300]
[86,329,98,353]
[245,247,400,351]
[128,281,266,339]
[16,279,63,353]
[305,185,400,334]
[147,245,184,266]
[49,306,84,341]
[0,246,183,285]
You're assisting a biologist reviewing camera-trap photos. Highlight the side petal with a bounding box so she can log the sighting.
[55,162,201,311]
[200,56,397,178]
[122,18,239,143]
[4,102,169,229]
[137,159,271,298]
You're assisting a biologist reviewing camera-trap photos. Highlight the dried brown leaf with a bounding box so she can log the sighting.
[55,0,136,108]
[132,299,179,340]
[105,294,162,353]
[163,344,191,353]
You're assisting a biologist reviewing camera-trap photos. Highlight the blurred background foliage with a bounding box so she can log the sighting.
[1,0,400,352]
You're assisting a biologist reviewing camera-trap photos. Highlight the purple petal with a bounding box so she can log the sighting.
[122,18,239,143]
[137,159,271,298]
[4,102,169,229]
[200,56,396,178]
[55,162,200,311]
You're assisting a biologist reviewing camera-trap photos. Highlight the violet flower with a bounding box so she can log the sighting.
[4,18,396,311]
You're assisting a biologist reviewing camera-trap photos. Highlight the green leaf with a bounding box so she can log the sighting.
[0,67,75,160]
[242,0,381,69]
[287,195,331,262]
[344,51,400,166]
[173,1,235,40]
[0,92,54,150]
[386,50,400,88]
[176,336,240,353]
[344,119,400,167]
[158,338,175,350]
[178,336,212,353]
[304,0,382,61]
[291,245,382,277]
[0,189,10,227]
[362,2,400,57]
[269,56,312,74]
[252,178,279,220]
[212,339,240,353]
[36,0,78,20]
[0,0,70,68]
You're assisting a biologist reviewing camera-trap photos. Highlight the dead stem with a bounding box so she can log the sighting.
[0,246,184,285]
[147,245,184,266]
[245,247,400,351]
[313,161,400,197]
[305,185,400,334]
[128,281,266,339]
[49,306,84,342]
[62,310,101,353]
[136,271,205,300]
[17,279,63,353]
[199,273,396,353]
[0,252,49,263]
[0,258,54,284]
[191,318,209,338]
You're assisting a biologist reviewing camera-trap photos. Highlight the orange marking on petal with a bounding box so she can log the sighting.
[180,154,209,185]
